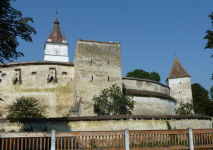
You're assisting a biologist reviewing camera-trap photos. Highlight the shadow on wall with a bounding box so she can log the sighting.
[21,120,72,132]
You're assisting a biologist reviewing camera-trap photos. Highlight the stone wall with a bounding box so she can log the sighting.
[0,61,74,118]
[122,77,170,95]
[167,77,193,106]
[73,40,122,116]
[122,77,176,115]
[0,116,211,132]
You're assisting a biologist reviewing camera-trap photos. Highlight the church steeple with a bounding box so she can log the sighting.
[51,10,62,43]
[43,11,69,62]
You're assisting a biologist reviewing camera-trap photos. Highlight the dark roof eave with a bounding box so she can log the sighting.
[0,61,74,68]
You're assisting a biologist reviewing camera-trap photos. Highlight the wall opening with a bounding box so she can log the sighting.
[32,72,36,75]
[92,75,93,81]
[180,82,181,84]
[62,72,67,79]
[2,73,6,77]
[108,76,109,81]
[179,91,180,94]
[108,60,109,64]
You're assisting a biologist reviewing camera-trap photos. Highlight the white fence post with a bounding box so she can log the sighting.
[125,129,129,150]
[188,128,194,150]
[51,129,56,150]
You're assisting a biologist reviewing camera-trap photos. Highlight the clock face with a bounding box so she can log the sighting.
[53,49,60,55]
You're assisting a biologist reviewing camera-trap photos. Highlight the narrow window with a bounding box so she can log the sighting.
[108,76,109,81]
[92,75,93,81]
[180,82,181,84]
[32,72,36,75]
[2,73,6,77]
[91,59,92,63]
[0,71,2,73]
[108,60,109,64]
[179,91,180,94]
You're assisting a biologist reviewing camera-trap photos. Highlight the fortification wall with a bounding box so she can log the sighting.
[122,77,176,115]
[0,61,74,118]
[73,40,122,116]
[0,116,211,132]
[122,77,170,95]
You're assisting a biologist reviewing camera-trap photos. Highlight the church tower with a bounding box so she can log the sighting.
[43,12,69,62]
[166,56,193,106]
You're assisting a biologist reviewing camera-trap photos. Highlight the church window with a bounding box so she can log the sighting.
[108,76,109,81]
[2,73,6,77]
[32,72,36,75]
[92,75,93,81]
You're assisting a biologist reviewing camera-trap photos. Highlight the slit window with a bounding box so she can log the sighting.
[180,82,181,84]
[91,59,92,63]
[179,91,180,94]
[108,60,109,64]
[32,72,36,75]
[92,75,93,81]
[108,76,109,81]
[2,73,6,77]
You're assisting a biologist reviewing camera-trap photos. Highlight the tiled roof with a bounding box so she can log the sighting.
[123,89,176,102]
[51,16,62,43]
[1,115,210,122]
[167,56,191,79]
[63,33,67,41]
[47,32,51,39]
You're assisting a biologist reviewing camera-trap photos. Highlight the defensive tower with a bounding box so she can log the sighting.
[166,56,193,106]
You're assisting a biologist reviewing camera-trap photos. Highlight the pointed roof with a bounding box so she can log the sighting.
[167,56,191,79]
[63,32,67,41]
[47,32,52,39]
[51,14,62,43]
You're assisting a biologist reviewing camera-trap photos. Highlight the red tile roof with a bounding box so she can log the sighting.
[51,16,62,43]
[167,56,191,79]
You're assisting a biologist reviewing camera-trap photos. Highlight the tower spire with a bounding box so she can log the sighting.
[52,10,62,42]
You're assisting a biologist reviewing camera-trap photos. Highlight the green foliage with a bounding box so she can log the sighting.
[0,0,36,63]
[93,84,135,115]
[192,83,213,116]
[6,96,45,122]
[126,69,161,82]
[175,101,194,116]
[166,121,172,130]
[210,85,213,101]
[204,12,213,50]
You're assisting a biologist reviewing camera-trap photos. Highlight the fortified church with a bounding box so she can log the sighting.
[0,14,193,118]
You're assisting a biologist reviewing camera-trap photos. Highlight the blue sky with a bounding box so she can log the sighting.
[10,0,213,92]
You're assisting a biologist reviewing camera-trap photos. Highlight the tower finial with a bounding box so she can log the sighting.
[56,9,58,17]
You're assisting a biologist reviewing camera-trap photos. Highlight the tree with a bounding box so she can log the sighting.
[0,0,36,63]
[126,69,161,82]
[174,101,194,116]
[210,85,213,100]
[191,83,213,116]
[203,12,213,79]
[93,84,135,115]
[6,96,45,122]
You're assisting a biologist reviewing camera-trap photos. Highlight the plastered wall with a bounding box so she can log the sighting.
[167,77,193,106]
[0,118,211,132]
[0,62,74,118]
[73,40,122,116]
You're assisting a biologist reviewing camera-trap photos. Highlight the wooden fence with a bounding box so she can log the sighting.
[1,129,213,150]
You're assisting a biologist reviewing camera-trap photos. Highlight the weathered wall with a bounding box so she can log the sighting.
[73,40,122,116]
[132,97,176,115]
[122,77,170,95]
[0,61,74,118]
[167,77,193,106]
[0,116,211,132]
